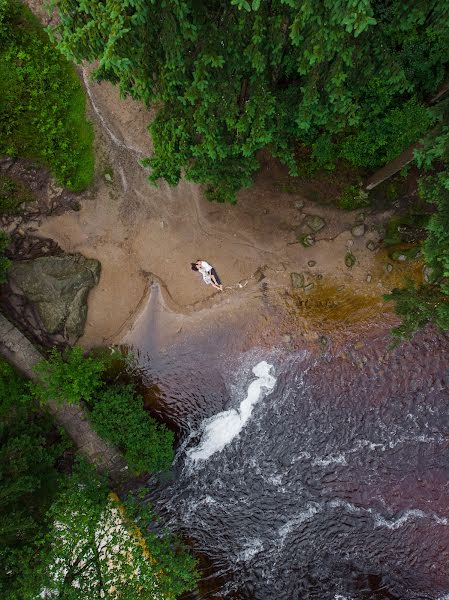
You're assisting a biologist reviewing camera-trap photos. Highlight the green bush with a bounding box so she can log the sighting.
[0,230,11,283]
[385,281,449,340]
[341,100,435,169]
[0,0,94,191]
[32,347,105,405]
[337,184,370,210]
[89,384,174,475]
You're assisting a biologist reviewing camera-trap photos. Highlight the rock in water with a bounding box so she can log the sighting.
[8,254,100,343]
[305,215,326,233]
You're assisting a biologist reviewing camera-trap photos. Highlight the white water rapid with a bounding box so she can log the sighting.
[187,360,276,462]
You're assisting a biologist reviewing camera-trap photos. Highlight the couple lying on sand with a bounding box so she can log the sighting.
[191,260,223,291]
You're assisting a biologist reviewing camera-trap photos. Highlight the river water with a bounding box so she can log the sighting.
[131,324,449,600]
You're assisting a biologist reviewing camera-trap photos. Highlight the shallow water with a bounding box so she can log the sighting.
[132,328,449,599]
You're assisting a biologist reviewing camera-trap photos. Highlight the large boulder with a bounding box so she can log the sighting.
[8,253,100,343]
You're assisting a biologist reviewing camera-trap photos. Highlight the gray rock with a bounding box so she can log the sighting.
[366,241,376,251]
[104,173,113,182]
[366,273,372,283]
[423,266,434,283]
[351,224,365,238]
[307,260,317,267]
[385,263,393,273]
[397,254,407,262]
[291,272,304,289]
[294,199,304,210]
[8,254,100,343]
[305,215,326,233]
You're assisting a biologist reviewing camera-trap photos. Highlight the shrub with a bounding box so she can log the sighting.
[385,281,449,340]
[341,99,435,169]
[338,184,370,210]
[32,347,105,405]
[0,1,94,191]
[0,230,11,283]
[89,384,174,474]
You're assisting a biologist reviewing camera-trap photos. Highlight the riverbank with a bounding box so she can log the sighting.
[31,63,423,353]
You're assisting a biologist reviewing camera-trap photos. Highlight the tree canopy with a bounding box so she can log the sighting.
[51,0,449,202]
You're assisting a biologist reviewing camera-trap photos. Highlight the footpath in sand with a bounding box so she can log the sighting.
[35,65,420,352]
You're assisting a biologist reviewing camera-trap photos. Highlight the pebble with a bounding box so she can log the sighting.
[351,224,365,238]
[307,260,316,267]
[366,241,376,251]
[385,263,393,273]
[366,273,372,283]
[294,200,304,210]
[304,283,315,292]
[104,173,113,182]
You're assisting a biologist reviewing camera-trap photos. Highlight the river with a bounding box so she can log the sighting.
[128,309,449,599]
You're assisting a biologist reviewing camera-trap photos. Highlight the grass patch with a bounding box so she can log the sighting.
[338,184,370,211]
[0,1,94,191]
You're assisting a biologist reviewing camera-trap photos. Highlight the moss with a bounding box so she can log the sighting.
[0,175,34,214]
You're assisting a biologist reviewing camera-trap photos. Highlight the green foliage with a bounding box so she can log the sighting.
[51,0,449,202]
[0,358,64,598]
[89,384,174,474]
[125,487,199,597]
[338,184,370,211]
[386,144,449,339]
[340,100,435,168]
[0,0,94,191]
[19,460,198,599]
[420,172,449,291]
[385,281,449,340]
[32,347,105,405]
[0,230,11,283]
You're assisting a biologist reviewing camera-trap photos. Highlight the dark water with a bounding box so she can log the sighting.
[134,329,449,600]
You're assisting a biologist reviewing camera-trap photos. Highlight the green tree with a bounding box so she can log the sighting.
[32,346,106,405]
[32,348,174,474]
[19,460,197,599]
[385,121,449,339]
[50,0,449,202]
[0,359,64,597]
[89,384,174,474]
[0,0,94,191]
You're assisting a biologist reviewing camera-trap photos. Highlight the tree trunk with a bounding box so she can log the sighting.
[0,313,129,483]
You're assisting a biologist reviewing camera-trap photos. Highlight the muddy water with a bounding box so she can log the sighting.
[128,302,449,599]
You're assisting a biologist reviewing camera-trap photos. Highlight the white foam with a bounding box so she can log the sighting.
[187,361,276,462]
[237,538,264,562]
[278,504,321,545]
[329,498,448,529]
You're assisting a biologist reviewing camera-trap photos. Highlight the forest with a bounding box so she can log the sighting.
[1,0,449,598]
